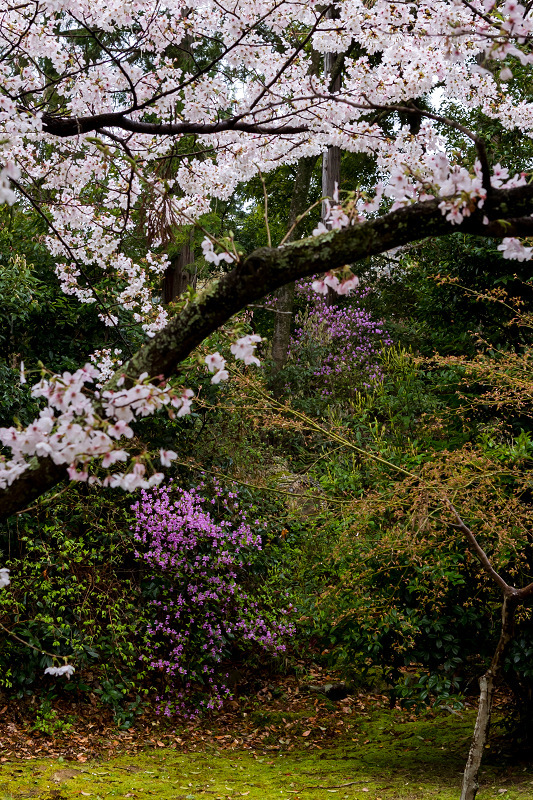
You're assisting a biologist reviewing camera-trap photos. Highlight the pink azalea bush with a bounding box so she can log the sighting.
[289,287,393,400]
[132,481,294,717]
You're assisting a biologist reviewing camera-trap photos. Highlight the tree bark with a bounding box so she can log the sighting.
[163,230,196,304]
[321,22,342,305]
[460,594,518,800]
[270,282,295,375]
[271,155,316,375]
[322,136,341,307]
[321,41,342,223]
[322,142,341,212]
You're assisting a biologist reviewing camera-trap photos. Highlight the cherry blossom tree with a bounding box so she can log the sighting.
[1,0,533,513]
[1,4,533,794]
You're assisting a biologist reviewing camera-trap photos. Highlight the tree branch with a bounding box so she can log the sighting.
[447,502,515,596]
[2,182,533,519]
[41,112,309,138]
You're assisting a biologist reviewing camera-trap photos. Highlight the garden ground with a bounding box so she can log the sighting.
[0,670,531,800]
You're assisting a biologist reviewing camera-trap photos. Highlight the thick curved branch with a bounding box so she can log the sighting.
[2,182,533,519]
[118,181,533,382]
[0,459,66,520]
[41,111,310,138]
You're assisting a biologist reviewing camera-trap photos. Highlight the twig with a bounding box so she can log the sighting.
[239,375,420,480]
[279,199,323,246]
[171,458,351,505]
[15,484,72,516]
[0,620,66,661]
[248,304,293,314]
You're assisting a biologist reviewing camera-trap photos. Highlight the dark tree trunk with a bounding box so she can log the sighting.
[321,5,342,220]
[163,230,196,304]
[322,137,342,306]
[322,142,341,212]
[270,156,316,376]
[271,282,295,375]
[272,23,340,373]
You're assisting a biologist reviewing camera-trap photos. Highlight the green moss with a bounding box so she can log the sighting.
[1,708,531,800]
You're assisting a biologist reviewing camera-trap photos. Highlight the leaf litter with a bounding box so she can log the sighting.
[0,667,531,799]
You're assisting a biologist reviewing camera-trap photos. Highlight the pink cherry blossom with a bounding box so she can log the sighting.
[205,352,226,373]
[230,335,262,366]
[159,449,178,467]
[497,237,533,261]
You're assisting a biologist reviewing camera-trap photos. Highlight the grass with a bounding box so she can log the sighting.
[1,705,532,800]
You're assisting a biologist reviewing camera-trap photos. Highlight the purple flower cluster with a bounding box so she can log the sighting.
[132,481,294,718]
[290,288,392,397]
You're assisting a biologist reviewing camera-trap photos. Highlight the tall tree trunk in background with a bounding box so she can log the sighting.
[321,5,342,221]
[161,10,196,306]
[163,229,196,304]
[322,139,341,217]
[322,134,341,308]
[322,12,342,304]
[270,38,328,376]
[270,156,316,377]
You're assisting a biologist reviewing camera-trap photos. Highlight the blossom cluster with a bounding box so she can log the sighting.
[381,155,528,226]
[44,664,75,678]
[201,237,236,267]
[310,156,533,263]
[312,272,360,297]
[204,334,262,384]
[0,160,19,206]
[290,290,392,398]
[0,364,191,491]
[89,348,124,388]
[132,481,294,717]
[0,332,264,492]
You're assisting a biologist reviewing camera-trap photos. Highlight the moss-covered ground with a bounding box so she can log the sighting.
[1,703,532,800]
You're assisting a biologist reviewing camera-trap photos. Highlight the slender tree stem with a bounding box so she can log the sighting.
[460,595,518,800]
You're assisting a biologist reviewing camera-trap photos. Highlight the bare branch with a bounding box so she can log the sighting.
[448,502,514,596]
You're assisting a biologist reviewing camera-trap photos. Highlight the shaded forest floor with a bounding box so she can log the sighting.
[0,669,532,800]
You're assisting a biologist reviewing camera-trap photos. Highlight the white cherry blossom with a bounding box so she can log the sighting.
[44,665,75,678]
[497,237,533,261]
[230,335,262,366]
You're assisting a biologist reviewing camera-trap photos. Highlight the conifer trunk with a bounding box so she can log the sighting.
[321,19,342,304]
[271,156,316,375]
[163,229,196,304]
